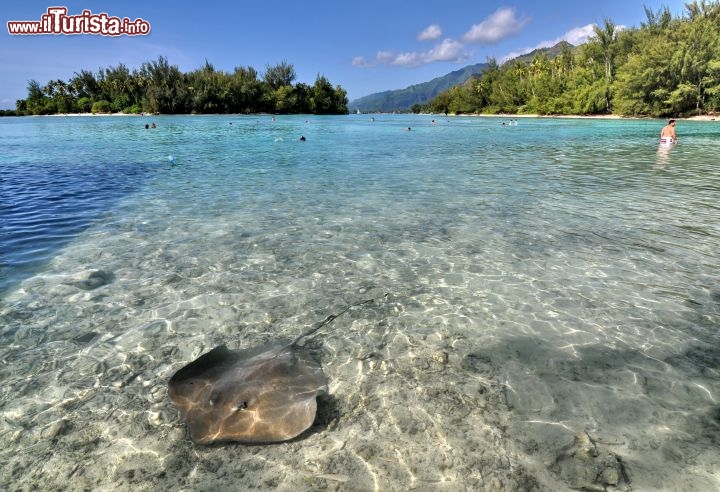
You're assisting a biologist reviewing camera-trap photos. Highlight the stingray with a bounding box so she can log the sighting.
[168,295,385,445]
[168,342,327,444]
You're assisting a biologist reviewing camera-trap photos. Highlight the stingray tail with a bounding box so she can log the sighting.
[292,293,389,347]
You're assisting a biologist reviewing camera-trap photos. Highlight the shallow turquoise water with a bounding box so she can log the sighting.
[1,114,719,490]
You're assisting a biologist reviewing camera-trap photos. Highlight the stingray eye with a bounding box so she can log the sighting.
[242,401,248,409]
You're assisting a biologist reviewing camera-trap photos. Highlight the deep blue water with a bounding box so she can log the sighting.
[1,158,154,293]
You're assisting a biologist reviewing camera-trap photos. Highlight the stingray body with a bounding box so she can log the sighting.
[168,342,327,444]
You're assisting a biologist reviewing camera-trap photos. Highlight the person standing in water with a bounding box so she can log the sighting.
[660,119,678,146]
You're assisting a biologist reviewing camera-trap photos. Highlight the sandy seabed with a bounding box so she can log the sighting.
[2,222,718,491]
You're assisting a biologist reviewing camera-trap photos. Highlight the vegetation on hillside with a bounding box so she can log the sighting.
[426,2,720,117]
[350,42,576,114]
[349,62,488,113]
[13,58,349,115]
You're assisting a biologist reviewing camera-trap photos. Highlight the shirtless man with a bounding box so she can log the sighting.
[660,119,678,145]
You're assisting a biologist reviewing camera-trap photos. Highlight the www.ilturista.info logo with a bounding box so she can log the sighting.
[7,7,150,36]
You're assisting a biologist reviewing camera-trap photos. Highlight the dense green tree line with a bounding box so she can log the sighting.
[425,1,720,117]
[13,57,348,115]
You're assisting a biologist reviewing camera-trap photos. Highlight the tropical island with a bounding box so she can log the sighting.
[348,3,720,118]
[6,59,349,116]
[422,4,720,118]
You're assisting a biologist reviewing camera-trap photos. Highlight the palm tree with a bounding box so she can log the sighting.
[593,18,616,112]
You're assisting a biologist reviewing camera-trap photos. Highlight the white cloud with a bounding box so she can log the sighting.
[394,39,467,67]
[562,24,597,45]
[428,38,468,62]
[352,14,629,70]
[500,24,598,62]
[418,24,442,41]
[354,39,468,68]
[463,7,529,45]
[376,51,395,64]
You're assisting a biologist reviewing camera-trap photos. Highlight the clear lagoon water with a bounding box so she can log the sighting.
[1,114,719,490]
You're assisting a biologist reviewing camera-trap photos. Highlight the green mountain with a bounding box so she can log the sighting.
[349,63,488,113]
[349,42,574,113]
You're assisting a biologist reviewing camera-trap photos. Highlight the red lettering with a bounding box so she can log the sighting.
[47,7,67,34]
[88,16,100,34]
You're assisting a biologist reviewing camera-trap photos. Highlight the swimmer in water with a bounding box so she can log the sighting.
[660,119,678,146]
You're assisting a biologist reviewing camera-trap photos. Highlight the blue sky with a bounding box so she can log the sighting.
[1,1,688,109]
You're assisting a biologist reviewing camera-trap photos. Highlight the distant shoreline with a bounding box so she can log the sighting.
[7,112,719,122]
[23,112,309,117]
[455,113,718,122]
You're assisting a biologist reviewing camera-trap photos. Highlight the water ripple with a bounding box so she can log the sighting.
[1,159,155,294]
